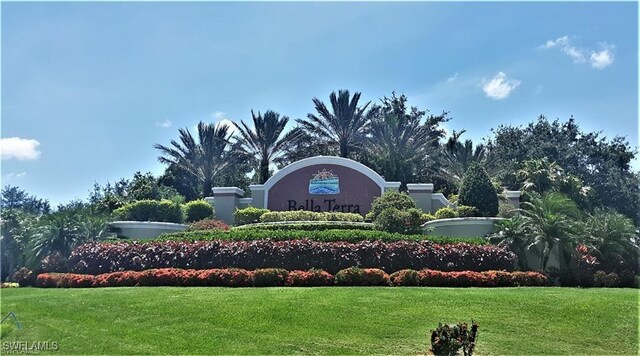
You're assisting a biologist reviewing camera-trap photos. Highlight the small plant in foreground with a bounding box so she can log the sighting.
[430,320,479,356]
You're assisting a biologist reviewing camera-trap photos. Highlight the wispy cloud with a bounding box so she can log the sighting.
[446,72,458,83]
[540,35,569,49]
[155,119,172,128]
[562,45,586,63]
[212,111,227,121]
[1,137,41,160]
[482,72,521,100]
[2,172,27,182]
[590,43,615,69]
[540,35,615,69]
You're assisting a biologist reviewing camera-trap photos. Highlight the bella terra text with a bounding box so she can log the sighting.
[288,199,360,213]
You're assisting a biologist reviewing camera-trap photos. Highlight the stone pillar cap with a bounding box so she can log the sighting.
[212,187,245,196]
[406,183,434,192]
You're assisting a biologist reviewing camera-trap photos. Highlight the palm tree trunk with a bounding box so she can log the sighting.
[259,159,270,184]
[339,142,349,158]
[203,179,213,198]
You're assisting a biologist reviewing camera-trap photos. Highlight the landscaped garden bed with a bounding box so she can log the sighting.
[66,239,515,275]
[34,268,547,288]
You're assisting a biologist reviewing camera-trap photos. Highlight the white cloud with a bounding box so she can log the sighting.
[562,45,586,63]
[446,72,458,83]
[1,137,41,160]
[482,72,521,100]
[590,44,615,69]
[540,35,615,69]
[540,35,569,49]
[155,119,172,128]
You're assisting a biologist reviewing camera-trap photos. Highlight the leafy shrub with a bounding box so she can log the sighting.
[390,269,420,286]
[456,205,481,218]
[373,208,415,234]
[235,221,374,231]
[158,229,488,245]
[498,201,517,218]
[235,207,270,226]
[113,200,183,223]
[362,268,391,286]
[286,269,334,286]
[604,272,620,288]
[260,211,363,223]
[183,200,214,223]
[187,219,229,231]
[252,268,289,287]
[366,191,418,221]
[35,268,546,288]
[430,321,478,356]
[458,163,499,217]
[593,270,607,287]
[40,252,67,273]
[12,267,35,287]
[421,213,436,224]
[335,267,366,286]
[68,239,515,275]
[435,207,458,220]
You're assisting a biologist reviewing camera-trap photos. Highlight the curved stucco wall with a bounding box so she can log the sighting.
[423,217,503,238]
[109,221,188,240]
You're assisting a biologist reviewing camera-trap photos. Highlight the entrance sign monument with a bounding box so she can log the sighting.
[207,156,521,225]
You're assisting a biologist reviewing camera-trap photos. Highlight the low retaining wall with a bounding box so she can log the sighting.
[423,217,504,238]
[109,221,188,240]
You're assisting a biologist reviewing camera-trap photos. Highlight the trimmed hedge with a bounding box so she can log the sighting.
[366,191,418,221]
[183,200,214,223]
[260,211,363,223]
[35,268,547,288]
[113,200,183,223]
[235,207,270,226]
[234,221,375,231]
[373,208,423,234]
[156,229,487,245]
[187,219,230,231]
[434,207,458,219]
[67,239,515,275]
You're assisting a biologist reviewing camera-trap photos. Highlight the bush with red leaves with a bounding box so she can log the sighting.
[68,239,516,275]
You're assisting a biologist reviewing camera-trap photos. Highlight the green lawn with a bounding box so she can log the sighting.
[1,287,638,355]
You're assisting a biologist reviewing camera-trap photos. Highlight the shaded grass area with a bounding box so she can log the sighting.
[1,288,637,355]
[150,229,487,245]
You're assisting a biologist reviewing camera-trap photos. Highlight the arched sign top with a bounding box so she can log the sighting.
[263,156,388,191]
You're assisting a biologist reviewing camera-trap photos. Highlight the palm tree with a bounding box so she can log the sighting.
[297,90,372,158]
[517,157,563,194]
[521,192,582,271]
[584,208,640,273]
[31,212,81,261]
[367,93,444,184]
[488,215,534,270]
[438,130,500,188]
[154,122,236,197]
[233,110,303,184]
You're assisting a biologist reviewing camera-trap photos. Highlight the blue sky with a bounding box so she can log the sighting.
[1,2,638,206]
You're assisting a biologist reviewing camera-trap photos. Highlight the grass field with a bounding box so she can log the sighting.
[1,287,638,355]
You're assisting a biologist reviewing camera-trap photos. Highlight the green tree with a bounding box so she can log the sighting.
[458,163,499,217]
[521,192,582,271]
[366,93,447,186]
[1,209,37,280]
[488,215,534,271]
[438,131,498,189]
[297,90,373,158]
[1,186,50,215]
[583,208,639,274]
[154,122,237,197]
[234,110,303,184]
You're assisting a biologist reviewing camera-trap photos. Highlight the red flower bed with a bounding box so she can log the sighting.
[67,239,516,275]
[35,268,547,288]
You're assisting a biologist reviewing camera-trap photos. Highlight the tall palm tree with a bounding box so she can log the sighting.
[154,122,236,197]
[233,110,303,184]
[488,215,534,271]
[297,90,372,158]
[584,208,640,273]
[367,93,444,184]
[31,212,81,261]
[438,130,499,188]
